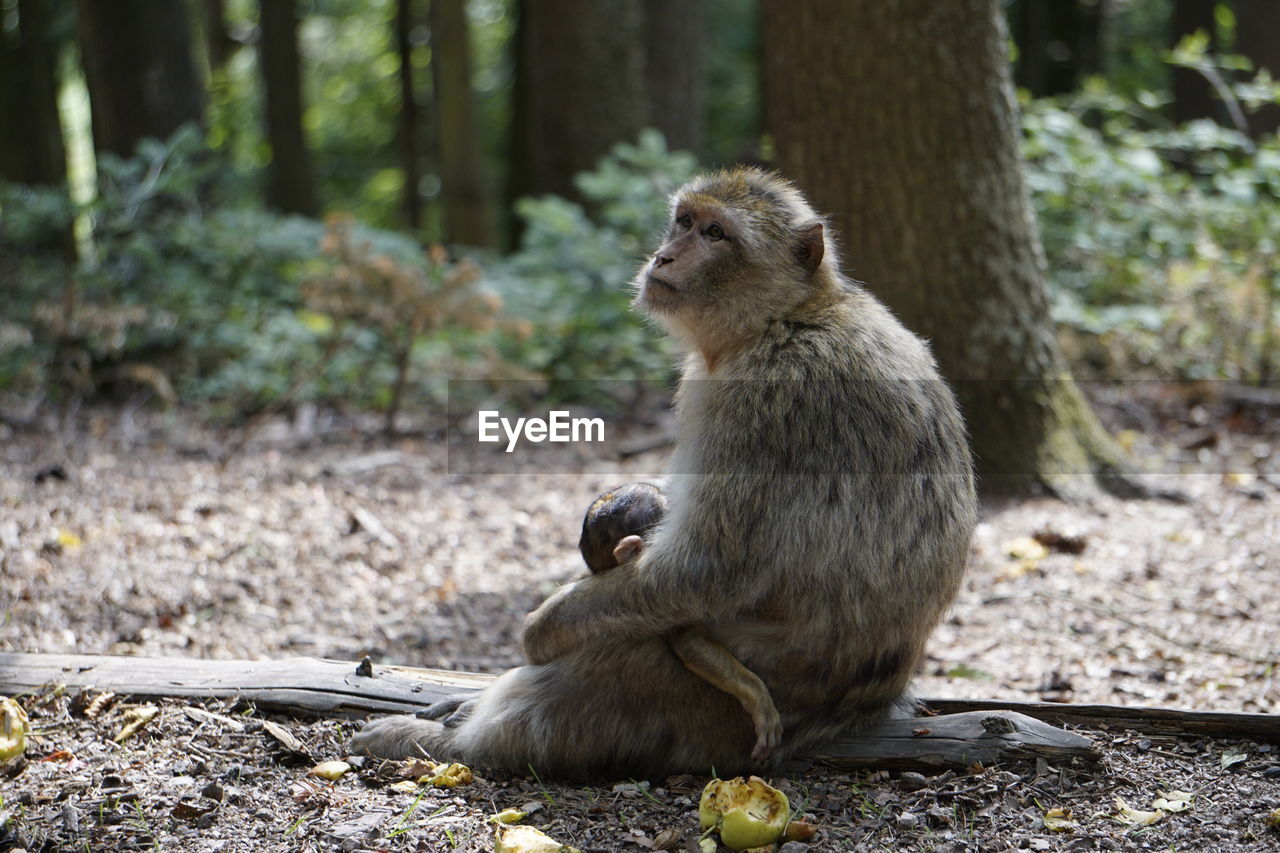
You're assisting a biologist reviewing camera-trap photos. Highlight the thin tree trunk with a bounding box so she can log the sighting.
[0,0,67,187]
[507,0,647,204]
[430,0,490,245]
[1010,0,1106,97]
[1170,0,1220,124]
[204,0,233,77]
[0,0,71,259]
[76,0,205,159]
[259,0,318,216]
[1235,0,1280,139]
[643,0,707,154]
[397,0,423,233]
[762,0,1148,499]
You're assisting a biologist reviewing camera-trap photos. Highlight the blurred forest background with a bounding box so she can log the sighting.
[1,0,1278,494]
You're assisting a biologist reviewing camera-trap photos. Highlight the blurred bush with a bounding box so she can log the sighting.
[489,129,696,396]
[0,126,508,417]
[1023,56,1280,381]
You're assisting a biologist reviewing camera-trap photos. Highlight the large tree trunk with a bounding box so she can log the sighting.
[643,0,707,155]
[259,0,317,216]
[430,0,491,245]
[76,0,204,159]
[762,0,1144,499]
[0,0,67,187]
[1170,0,1220,125]
[1235,0,1280,139]
[507,0,647,205]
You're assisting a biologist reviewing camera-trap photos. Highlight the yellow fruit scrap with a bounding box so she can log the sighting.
[420,761,474,788]
[1111,796,1164,826]
[490,807,528,825]
[698,776,791,852]
[1042,807,1078,832]
[0,697,30,760]
[308,760,351,781]
[56,529,84,549]
[1002,537,1048,561]
[493,825,581,853]
[1151,790,1193,813]
[113,705,160,743]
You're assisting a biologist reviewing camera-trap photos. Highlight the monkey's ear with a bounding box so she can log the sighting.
[794,223,825,274]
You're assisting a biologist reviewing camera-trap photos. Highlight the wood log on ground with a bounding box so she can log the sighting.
[809,710,1096,771]
[5,652,1275,770]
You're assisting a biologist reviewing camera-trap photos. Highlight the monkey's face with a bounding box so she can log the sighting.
[634,190,826,362]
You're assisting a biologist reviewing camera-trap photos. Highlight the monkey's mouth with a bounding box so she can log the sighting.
[644,275,683,294]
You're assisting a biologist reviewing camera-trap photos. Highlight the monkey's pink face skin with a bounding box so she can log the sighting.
[636,203,738,315]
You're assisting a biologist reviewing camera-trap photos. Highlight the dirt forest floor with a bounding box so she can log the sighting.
[1,385,1279,852]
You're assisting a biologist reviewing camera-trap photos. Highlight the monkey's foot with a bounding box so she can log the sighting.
[750,709,783,763]
[350,715,451,760]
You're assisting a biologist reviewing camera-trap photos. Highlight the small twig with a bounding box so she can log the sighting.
[1193,63,1253,143]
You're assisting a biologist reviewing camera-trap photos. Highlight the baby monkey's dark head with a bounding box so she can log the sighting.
[578,482,668,573]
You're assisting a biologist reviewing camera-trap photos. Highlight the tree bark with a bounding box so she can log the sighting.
[507,0,648,205]
[76,0,204,159]
[0,0,67,187]
[1235,0,1280,139]
[1170,0,1220,125]
[430,0,491,245]
[259,0,318,216]
[643,0,707,154]
[762,0,1147,498]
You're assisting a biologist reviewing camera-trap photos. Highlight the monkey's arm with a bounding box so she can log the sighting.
[522,548,724,664]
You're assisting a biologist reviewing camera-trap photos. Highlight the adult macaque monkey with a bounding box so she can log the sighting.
[353,168,977,779]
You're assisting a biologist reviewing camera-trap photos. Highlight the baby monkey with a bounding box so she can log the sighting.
[579,483,782,762]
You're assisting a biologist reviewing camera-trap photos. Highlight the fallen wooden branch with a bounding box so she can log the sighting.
[921,697,1280,743]
[0,652,484,716]
[5,652,1274,771]
[810,711,1095,771]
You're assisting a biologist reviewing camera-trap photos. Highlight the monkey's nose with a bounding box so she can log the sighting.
[653,253,674,268]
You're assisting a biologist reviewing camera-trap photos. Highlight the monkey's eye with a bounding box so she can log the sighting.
[676,213,693,230]
[705,223,725,241]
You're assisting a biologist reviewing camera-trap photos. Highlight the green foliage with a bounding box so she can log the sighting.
[705,0,761,166]
[0,126,504,413]
[491,130,698,394]
[1022,58,1280,381]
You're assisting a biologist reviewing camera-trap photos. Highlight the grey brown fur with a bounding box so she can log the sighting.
[351,168,977,780]
[579,482,782,762]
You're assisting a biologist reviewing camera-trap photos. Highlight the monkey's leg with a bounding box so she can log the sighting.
[668,627,783,762]
[351,714,452,759]
[354,641,758,779]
